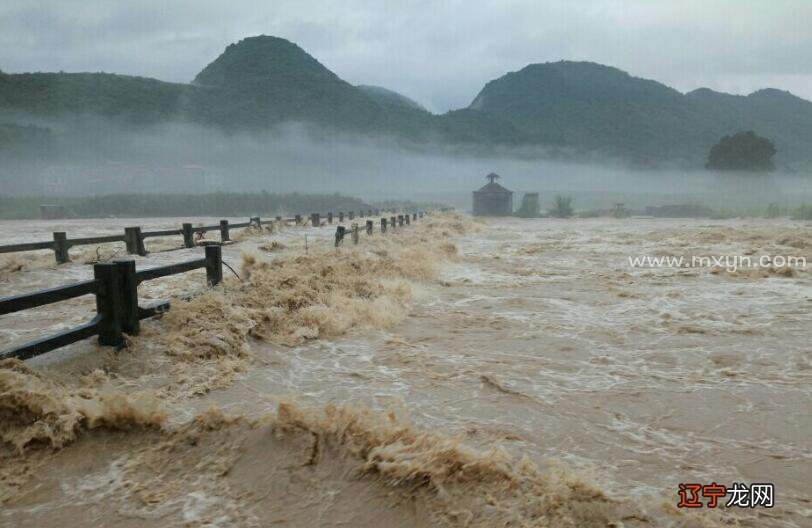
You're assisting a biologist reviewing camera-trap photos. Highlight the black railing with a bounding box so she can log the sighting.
[0,209,415,263]
[333,210,425,247]
[0,246,223,361]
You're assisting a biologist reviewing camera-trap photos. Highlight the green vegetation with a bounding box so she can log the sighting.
[2,38,812,167]
[766,202,784,218]
[467,63,812,167]
[791,204,812,220]
[706,131,776,171]
[0,71,188,123]
[0,192,369,220]
[356,85,427,112]
[550,195,574,218]
[515,193,540,218]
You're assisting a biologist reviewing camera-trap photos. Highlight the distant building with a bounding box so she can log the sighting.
[473,173,513,216]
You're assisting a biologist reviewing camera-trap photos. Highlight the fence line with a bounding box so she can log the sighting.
[0,245,223,361]
[0,208,418,264]
[0,209,428,361]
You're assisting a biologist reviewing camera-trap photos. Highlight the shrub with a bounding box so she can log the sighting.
[550,195,574,218]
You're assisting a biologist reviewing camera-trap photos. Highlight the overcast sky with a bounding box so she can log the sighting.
[1,0,810,112]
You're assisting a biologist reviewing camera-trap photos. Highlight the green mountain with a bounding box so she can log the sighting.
[469,61,812,167]
[356,85,427,112]
[0,69,188,123]
[1,37,811,168]
[189,36,389,130]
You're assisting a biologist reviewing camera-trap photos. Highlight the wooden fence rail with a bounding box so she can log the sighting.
[334,209,425,246]
[0,246,222,361]
[0,209,412,264]
[1,208,429,361]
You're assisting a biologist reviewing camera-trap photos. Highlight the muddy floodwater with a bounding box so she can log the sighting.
[1,214,810,527]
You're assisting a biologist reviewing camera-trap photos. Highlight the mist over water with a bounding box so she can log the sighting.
[3,118,811,213]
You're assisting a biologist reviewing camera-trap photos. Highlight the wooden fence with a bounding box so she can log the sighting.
[0,246,222,361]
[0,208,420,263]
[0,209,427,361]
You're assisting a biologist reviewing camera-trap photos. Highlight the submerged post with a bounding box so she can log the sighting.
[53,232,69,264]
[390,216,397,229]
[381,217,387,233]
[405,215,411,225]
[335,225,346,247]
[352,224,360,244]
[294,214,302,225]
[366,219,373,235]
[182,223,195,248]
[412,213,417,221]
[94,262,124,347]
[124,227,146,256]
[220,220,230,242]
[327,212,333,224]
[205,245,223,286]
[339,211,344,222]
[311,213,320,227]
[348,211,355,220]
[398,215,404,227]
[115,259,139,336]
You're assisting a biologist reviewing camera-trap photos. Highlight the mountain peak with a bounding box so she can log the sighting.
[356,85,427,112]
[469,59,682,113]
[193,35,338,87]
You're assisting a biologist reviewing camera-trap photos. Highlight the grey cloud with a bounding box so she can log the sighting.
[1,0,811,111]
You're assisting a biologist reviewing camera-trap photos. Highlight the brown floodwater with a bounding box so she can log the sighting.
[1,214,810,527]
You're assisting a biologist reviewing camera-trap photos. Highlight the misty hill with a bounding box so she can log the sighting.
[0,70,188,122]
[189,36,392,130]
[186,36,442,141]
[469,61,812,167]
[2,38,812,168]
[356,85,427,112]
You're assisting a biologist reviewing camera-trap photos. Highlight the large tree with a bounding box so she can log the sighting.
[706,130,776,171]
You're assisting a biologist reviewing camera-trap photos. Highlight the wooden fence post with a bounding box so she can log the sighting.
[398,215,404,227]
[352,224,360,244]
[412,213,417,221]
[220,220,230,242]
[311,213,320,227]
[390,216,396,229]
[366,220,373,235]
[53,232,69,264]
[182,223,195,248]
[381,217,387,233]
[94,262,124,347]
[327,212,333,224]
[205,245,223,286]
[349,211,355,220]
[335,226,346,247]
[294,214,301,225]
[115,259,139,336]
[339,212,344,222]
[125,227,146,256]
